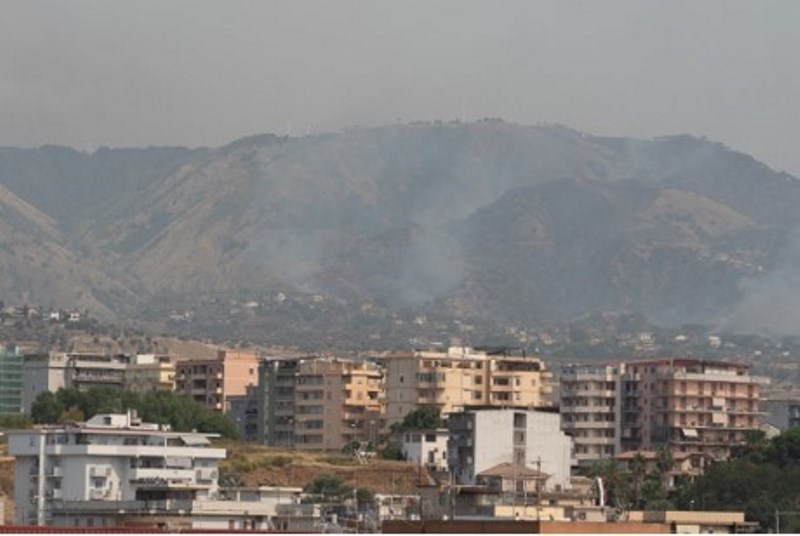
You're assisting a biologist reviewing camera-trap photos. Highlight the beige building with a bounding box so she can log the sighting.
[381,347,553,426]
[294,358,384,450]
[125,354,175,392]
[620,359,767,458]
[175,349,258,413]
[560,364,621,465]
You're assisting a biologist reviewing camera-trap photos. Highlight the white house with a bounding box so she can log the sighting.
[401,428,449,472]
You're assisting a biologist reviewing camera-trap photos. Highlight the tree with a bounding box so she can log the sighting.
[389,406,444,434]
[29,387,240,439]
[31,391,64,424]
[305,473,350,500]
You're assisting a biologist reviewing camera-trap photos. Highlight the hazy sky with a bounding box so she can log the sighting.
[3,0,800,175]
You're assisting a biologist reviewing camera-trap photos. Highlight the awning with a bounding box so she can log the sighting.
[682,428,699,438]
[180,434,210,446]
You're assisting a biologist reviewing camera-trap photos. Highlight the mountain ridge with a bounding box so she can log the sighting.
[0,122,796,336]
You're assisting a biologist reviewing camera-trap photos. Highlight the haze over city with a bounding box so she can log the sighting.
[3,0,800,177]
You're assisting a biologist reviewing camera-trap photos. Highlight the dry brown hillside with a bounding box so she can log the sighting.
[217,441,426,494]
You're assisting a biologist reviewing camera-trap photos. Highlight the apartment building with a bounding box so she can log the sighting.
[124,353,175,392]
[620,359,767,458]
[294,358,384,450]
[175,349,258,413]
[228,384,259,442]
[22,352,128,413]
[560,364,622,465]
[65,352,129,391]
[0,344,23,415]
[7,411,226,527]
[763,394,800,430]
[257,357,300,447]
[448,408,572,491]
[381,347,553,426]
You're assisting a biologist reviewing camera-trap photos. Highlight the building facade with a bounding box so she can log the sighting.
[560,364,622,465]
[619,359,767,458]
[228,384,259,442]
[22,352,129,413]
[294,358,384,450]
[382,347,553,427]
[7,411,226,527]
[0,344,24,415]
[401,428,449,473]
[125,354,175,392]
[64,352,128,391]
[448,409,572,491]
[257,357,300,447]
[175,349,258,413]
[763,395,800,431]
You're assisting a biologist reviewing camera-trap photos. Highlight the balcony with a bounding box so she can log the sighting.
[130,468,195,482]
[564,420,616,430]
[561,405,610,414]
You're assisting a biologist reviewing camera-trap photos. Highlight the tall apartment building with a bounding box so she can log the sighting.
[175,349,258,413]
[257,358,299,447]
[7,411,226,527]
[448,408,572,491]
[620,359,767,458]
[560,364,622,465]
[559,359,767,462]
[381,347,553,426]
[125,354,175,392]
[0,344,23,415]
[294,358,384,450]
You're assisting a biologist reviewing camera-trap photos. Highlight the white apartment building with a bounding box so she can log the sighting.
[8,411,226,528]
[448,409,572,492]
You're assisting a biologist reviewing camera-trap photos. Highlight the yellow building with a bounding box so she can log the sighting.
[294,358,384,450]
[381,347,553,426]
[125,354,176,392]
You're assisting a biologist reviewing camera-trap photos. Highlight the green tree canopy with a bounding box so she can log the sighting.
[389,405,445,433]
[30,387,239,439]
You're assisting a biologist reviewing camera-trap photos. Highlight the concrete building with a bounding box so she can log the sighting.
[763,394,800,430]
[175,349,258,413]
[560,364,622,465]
[620,359,767,458]
[382,347,553,427]
[401,428,449,473]
[64,352,129,391]
[22,352,128,413]
[448,409,572,492]
[0,345,24,415]
[7,411,226,527]
[257,357,300,447]
[228,384,259,442]
[124,353,175,392]
[294,358,384,450]
[22,352,67,414]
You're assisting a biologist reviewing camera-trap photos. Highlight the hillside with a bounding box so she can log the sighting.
[0,121,797,338]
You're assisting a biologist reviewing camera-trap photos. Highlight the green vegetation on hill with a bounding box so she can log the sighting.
[30,387,239,439]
